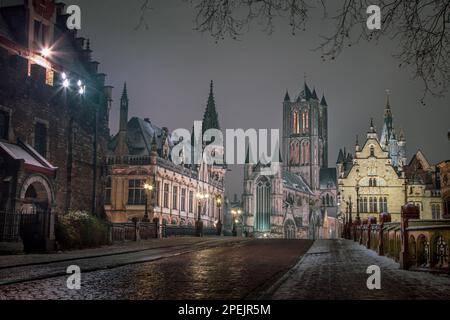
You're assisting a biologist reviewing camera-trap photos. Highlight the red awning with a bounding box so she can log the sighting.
[0,140,57,177]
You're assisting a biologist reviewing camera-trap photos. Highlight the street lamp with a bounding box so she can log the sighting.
[215,195,223,236]
[196,192,209,237]
[143,183,154,222]
[41,47,52,58]
[231,209,242,237]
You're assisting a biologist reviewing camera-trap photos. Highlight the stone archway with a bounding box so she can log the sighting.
[18,175,54,214]
[17,175,55,252]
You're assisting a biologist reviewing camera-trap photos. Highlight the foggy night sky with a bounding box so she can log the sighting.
[72,0,450,198]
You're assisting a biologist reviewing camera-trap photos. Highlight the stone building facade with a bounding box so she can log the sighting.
[338,96,443,222]
[105,83,226,228]
[437,160,450,219]
[0,0,111,216]
[243,82,339,239]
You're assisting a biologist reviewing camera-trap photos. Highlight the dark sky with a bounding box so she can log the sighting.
[72,0,450,197]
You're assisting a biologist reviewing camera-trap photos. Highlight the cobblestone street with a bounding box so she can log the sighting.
[265,239,450,300]
[0,239,312,300]
[1,239,450,300]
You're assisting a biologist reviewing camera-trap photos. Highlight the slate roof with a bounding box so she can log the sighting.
[320,168,337,190]
[109,117,173,156]
[283,171,313,195]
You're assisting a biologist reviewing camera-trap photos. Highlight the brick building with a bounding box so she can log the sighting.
[0,0,112,251]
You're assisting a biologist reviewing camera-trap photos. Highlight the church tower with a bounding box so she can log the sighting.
[282,81,329,190]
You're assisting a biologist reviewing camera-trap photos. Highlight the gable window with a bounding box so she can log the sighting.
[370,146,375,157]
[0,110,9,140]
[34,122,48,157]
[128,180,145,205]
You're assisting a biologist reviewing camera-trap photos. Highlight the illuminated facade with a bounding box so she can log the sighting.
[338,96,443,222]
[243,82,338,239]
[105,83,226,228]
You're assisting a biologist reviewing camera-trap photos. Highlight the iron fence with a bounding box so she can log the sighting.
[0,211,21,242]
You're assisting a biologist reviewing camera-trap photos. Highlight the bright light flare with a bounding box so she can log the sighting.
[41,47,52,57]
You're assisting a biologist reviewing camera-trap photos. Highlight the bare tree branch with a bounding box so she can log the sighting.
[138,0,450,99]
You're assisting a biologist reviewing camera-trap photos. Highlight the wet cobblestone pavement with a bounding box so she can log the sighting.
[0,239,312,300]
[266,239,450,300]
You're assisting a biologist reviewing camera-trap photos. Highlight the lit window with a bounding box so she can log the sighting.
[45,69,54,86]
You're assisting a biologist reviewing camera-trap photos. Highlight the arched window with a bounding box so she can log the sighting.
[256,178,272,233]
[326,194,330,206]
[369,197,374,213]
[373,179,377,187]
[369,179,373,187]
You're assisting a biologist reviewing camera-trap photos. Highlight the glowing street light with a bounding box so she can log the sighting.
[143,183,154,222]
[62,78,70,88]
[41,47,52,58]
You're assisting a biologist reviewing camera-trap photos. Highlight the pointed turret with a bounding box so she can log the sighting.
[304,82,313,100]
[337,149,345,164]
[320,94,328,107]
[115,82,129,156]
[380,90,394,149]
[355,135,360,152]
[202,80,220,134]
[312,88,318,100]
[284,90,291,102]
[367,118,378,140]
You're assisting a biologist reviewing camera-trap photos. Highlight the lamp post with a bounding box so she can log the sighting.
[356,184,361,221]
[215,195,223,236]
[196,192,209,237]
[232,209,242,237]
[143,183,154,222]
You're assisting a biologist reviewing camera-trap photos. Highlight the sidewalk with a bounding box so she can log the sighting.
[0,237,234,269]
[264,239,450,300]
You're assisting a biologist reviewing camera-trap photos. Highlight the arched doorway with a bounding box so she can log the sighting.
[18,175,54,252]
[284,220,296,239]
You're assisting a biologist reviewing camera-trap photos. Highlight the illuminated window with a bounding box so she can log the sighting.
[45,69,54,86]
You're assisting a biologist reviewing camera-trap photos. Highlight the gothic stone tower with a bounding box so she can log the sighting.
[282,83,329,191]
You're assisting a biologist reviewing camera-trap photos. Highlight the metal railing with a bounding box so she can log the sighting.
[0,211,21,242]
